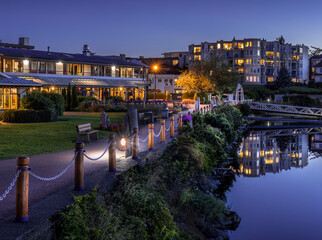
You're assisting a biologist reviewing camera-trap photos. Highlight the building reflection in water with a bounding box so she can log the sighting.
[238,131,312,177]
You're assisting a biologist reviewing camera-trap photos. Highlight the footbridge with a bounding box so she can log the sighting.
[246,102,322,117]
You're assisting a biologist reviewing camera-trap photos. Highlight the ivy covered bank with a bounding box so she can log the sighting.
[55,104,245,240]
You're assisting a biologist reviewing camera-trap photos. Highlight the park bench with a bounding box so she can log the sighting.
[76,123,99,143]
[138,113,150,125]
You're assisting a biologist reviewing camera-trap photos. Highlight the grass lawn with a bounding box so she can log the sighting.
[0,112,125,160]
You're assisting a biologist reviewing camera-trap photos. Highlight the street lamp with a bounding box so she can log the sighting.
[152,65,158,101]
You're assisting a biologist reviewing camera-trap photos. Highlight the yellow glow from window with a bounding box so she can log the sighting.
[267,77,274,82]
[194,55,201,61]
[238,43,244,49]
[260,150,264,157]
[265,159,274,164]
[194,47,201,53]
[238,68,244,73]
[217,43,221,49]
[223,43,232,50]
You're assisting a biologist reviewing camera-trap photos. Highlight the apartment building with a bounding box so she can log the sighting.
[310,54,322,82]
[188,38,309,85]
[0,38,149,109]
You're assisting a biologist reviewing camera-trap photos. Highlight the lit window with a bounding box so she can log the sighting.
[217,43,221,49]
[193,47,201,53]
[223,43,232,50]
[194,55,201,61]
[238,43,244,49]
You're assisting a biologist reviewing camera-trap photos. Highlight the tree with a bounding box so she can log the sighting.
[278,35,285,45]
[62,88,67,101]
[71,85,78,109]
[267,67,292,90]
[66,83,71,110]
[176,58,239,97]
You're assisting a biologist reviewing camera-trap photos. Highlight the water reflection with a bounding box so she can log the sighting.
[238,127,322,177]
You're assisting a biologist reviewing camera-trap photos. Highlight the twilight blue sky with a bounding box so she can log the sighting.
[1,0,322,57]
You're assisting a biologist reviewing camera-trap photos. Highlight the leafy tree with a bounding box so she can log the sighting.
[66,83,71,110]
[267,67,292,90]
[71,85,78,109]
[176,58,239,97]
[278,35,285,45]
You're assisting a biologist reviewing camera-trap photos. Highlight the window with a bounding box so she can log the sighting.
[193,47,201,53]
[246,41,253,47]
[223,43,232,50]
[238,43,244,49]
[158,79,162,82]
[217,43,221,49]
[194,55,201,61]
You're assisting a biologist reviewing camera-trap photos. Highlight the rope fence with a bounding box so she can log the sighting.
[0,111,205,222]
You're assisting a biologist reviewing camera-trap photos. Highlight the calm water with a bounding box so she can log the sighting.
[227,124,322,240]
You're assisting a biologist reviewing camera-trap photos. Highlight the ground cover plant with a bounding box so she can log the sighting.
[56,105,243,240]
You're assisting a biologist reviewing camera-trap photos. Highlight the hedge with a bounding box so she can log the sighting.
[148,92,171,101]
[0,109,57,123]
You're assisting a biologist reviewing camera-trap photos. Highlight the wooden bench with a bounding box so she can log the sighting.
[138,113,150,125]
[76,123,99,143]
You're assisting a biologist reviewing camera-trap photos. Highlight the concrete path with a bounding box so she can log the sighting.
[0,112,188,222]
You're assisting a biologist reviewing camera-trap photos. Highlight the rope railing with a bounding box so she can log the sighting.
[4,115,186,222]
[0,170,21,201]
[29,154,77,181]
[84,140,111,161]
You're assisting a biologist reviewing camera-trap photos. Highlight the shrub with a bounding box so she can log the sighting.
[75,101,128,112]
[108,96,124,102]
[282,95,321,107]
[0,109,56,123]
[42,92,65,116]
[77,96,98,103]
[215,104,243,129]
[235,103,252,116]
[20,92,55,111]
[20,92,64,116]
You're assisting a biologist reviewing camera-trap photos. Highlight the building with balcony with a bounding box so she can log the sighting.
[188,38,309,85]
[310,54,322,83]
[0,39,149,109]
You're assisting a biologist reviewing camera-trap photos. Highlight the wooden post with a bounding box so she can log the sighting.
[132,128,139,160]
[170,116,174,138]
[148,123,154,150]
[75,142,85,191]
[16,156,29,222]
[178,114,183,128]
[108,134,116,172]
[160,120,166,143]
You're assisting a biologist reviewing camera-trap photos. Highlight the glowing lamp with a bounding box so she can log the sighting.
[57,61,63,65]
[23,59,29,65]
[120,138,126,146]
[153,65,158,70]
[111,66,116,71]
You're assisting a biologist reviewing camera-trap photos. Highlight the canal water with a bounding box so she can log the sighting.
[227,120,322,240]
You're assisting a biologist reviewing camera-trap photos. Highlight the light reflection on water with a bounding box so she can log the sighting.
[227,126,322,240]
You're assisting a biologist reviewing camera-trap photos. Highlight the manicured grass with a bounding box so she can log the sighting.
[0,112,125,160]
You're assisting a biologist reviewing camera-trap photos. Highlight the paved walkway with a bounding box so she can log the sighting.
[0,112,189,222]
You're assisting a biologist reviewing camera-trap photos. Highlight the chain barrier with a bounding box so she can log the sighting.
[165,124,171,132]
[115,136,134,152]
[176,118,180,128]
[84,141,111,161]
[154,125,163,138]
[139,130,150,142]
[29,154,76,181]
[0,170,21,201]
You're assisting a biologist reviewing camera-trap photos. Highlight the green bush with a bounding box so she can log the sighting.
[20,92,64,116]
[0,109,57,123]
[108,96,124,102]
[282,95,321,107]
[235,103,252,116]
[56,189,132,240]
[77,96,98,103]
[215,104,243,129]
[75,101,128,112]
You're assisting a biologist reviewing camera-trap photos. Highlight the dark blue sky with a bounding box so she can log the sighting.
[1,0,321,57]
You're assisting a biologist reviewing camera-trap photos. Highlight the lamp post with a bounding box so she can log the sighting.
[153,65,158,102]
